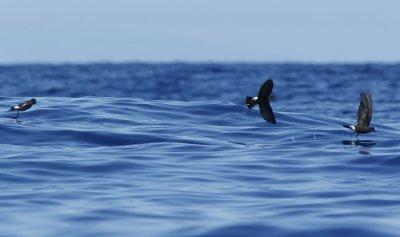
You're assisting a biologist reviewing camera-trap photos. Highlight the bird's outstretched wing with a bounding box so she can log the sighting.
[258,79,273,99]
[259,102,276,124]
[258,79,276,124]
[357,91,373,126]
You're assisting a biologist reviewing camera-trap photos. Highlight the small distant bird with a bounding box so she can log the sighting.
[246,79,276,124]
[343,92,375,138]
[9,98,37,118]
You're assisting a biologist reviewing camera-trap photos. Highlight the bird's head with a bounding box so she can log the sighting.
[30,98,37,104]
[370,127,376,132]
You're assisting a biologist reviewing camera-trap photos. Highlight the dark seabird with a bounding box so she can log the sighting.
[9,98,37,118]
[246,79,276,124]
[343,92,375,138]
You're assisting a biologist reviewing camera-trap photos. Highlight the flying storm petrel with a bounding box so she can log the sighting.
[246,79,276,124]
[343,91,375,138]
[9,98,37,118]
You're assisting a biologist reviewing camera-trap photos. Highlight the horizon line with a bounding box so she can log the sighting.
[0,59,400,66]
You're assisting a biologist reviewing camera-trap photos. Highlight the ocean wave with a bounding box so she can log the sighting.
[1,63,400,236]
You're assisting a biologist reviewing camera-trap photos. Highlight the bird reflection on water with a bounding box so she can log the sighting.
[342,140,377,155]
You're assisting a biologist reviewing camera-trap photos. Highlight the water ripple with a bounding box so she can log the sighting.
[1,64,400,236]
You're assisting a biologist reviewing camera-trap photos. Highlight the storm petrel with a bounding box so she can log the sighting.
[343,92,375,138]
[246,79,276,124]
[9,98,37,118]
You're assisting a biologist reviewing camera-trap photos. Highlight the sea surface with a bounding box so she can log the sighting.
[1,63,400,237]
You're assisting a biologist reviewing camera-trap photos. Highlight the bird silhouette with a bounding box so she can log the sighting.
[9,98,37,119]
[343,92,375,139]
[246,79,276,124]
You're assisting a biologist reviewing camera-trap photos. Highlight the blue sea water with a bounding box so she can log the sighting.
[1,63,400,237]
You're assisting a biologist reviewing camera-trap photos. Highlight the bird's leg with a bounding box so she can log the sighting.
[356,133,359,140]
[14,111,19,119]
[350,133,353,141]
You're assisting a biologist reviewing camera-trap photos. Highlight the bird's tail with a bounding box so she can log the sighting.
[246,96,257,110]
[342,123,353,130]
[9,107,15,112]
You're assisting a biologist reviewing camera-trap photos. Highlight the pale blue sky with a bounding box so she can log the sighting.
[0,0,399,63]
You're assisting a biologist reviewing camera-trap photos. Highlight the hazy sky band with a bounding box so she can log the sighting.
[0,0,399,63]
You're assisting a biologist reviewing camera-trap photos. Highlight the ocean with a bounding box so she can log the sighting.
[0,63,400,236]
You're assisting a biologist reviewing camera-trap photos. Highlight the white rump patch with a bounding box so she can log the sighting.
[350,125,356,131]
[14,105,20,109]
